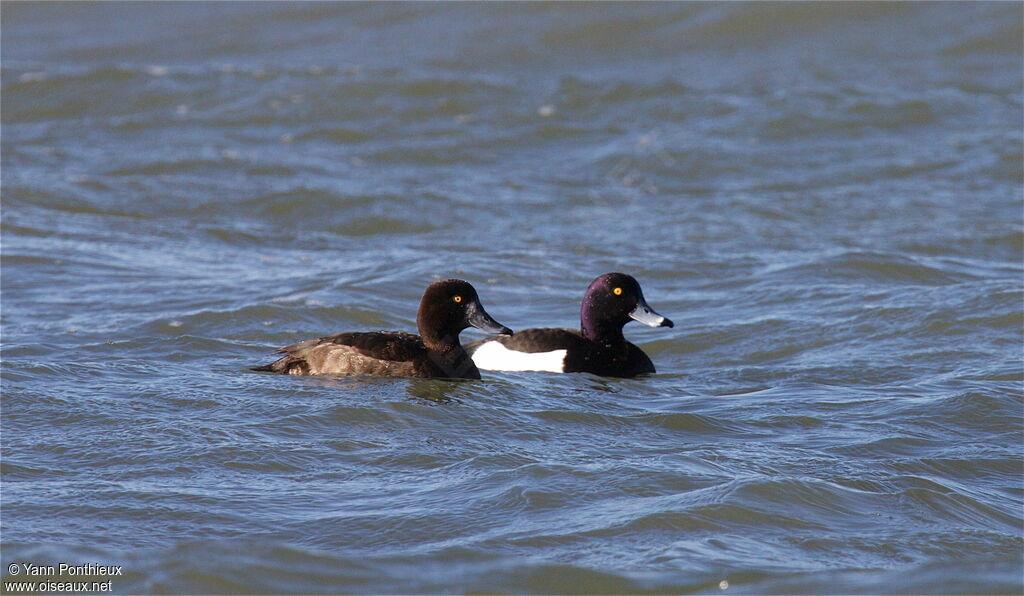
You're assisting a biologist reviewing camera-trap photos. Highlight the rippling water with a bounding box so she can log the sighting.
[2,3,1022,594]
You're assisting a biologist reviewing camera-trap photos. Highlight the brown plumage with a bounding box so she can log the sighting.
[252,280,511,379]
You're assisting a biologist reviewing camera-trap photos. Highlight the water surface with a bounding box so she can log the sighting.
[2,3,1022,594]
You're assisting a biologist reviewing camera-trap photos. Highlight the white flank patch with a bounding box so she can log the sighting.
[471,341,567,373]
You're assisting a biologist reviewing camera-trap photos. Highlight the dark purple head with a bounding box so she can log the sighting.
[579,273,674,342]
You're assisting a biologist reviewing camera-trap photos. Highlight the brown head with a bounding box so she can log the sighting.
[416,279,512,349]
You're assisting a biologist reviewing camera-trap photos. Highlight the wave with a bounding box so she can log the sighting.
[761,251,978,286]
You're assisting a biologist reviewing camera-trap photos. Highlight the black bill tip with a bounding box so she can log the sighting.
[467,301,513,335]
[629,299,673,329]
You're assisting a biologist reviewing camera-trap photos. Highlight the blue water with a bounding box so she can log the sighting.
[2,2,1022,593]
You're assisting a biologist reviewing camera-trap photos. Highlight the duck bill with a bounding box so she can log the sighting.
[629,297,674,328]
[467,300,513,335]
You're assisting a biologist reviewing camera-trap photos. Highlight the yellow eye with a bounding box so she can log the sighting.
[613,287,623,296]
[453,295,463,304]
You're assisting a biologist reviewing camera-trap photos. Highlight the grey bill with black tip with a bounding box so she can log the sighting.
[467,300,513,335]
[629,297,674,328]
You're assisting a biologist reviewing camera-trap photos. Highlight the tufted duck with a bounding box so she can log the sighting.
[466,273,672,378]
[253,279,512,379]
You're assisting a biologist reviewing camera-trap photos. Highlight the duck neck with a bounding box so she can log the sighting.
[581,310,626,346]
[418,319,463,354]
[422,333,477,378]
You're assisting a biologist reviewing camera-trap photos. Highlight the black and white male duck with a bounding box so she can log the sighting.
[466,273,673,378]
[253,279,512,379]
